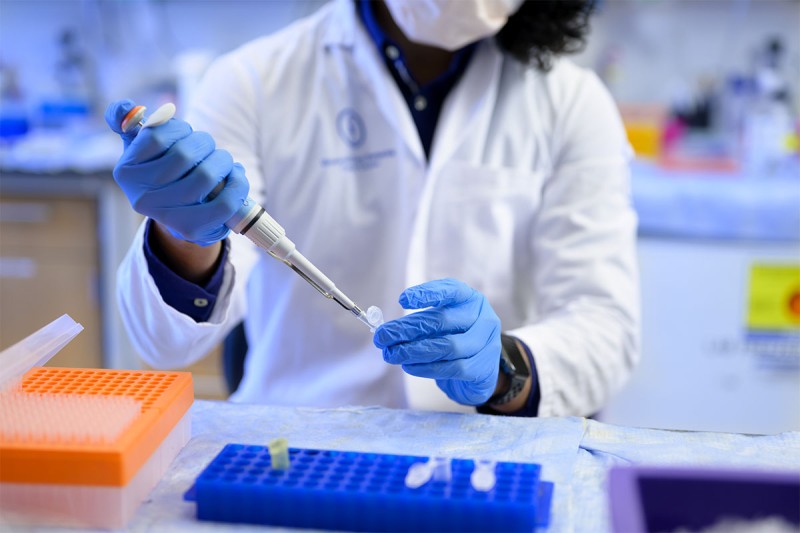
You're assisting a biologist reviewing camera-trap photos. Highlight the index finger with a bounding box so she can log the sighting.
[399,278,476,310]
[119,119,194,166]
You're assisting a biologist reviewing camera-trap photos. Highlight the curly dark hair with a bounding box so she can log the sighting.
[495,0,595,71]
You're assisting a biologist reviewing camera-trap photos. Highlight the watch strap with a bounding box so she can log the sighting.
[486,334,530,407]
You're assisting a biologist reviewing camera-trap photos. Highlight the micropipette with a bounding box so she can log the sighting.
[120,103,379,330]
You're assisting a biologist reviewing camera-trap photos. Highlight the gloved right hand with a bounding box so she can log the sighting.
[105,99,250,246]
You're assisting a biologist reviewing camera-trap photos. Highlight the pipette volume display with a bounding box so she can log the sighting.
[120,103,375,331]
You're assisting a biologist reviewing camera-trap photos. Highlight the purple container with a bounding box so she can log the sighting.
[608,467,800,532]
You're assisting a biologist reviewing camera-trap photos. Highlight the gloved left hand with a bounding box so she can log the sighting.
[373,278,502,406]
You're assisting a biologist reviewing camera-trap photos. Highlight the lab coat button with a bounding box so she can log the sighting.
[385,45,400,60]
[414,96,427,111]
[193,298,209,308]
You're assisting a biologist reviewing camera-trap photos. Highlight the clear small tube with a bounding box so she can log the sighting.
[404,461,433,489]
[356,305,384,331]
[366,306,384,332]
[267,437,290,470]
[404,456,451,489]
[470,459,497,492]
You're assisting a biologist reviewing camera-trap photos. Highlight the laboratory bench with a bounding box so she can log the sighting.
[7,400,799,532]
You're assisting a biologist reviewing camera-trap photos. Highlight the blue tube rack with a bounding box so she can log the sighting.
[185,444,554,532]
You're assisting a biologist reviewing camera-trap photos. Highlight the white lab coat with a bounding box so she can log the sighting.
[118,0,639,417]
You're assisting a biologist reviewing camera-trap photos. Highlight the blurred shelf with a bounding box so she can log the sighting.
[0,170,141,370]
[631,160,800,242]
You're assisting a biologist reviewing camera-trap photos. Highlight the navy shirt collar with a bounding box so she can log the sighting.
[356,0,476,158]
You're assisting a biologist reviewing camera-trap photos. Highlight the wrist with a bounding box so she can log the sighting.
[493,368,510,397]
[493,364,531,413]
[149,221,224,284]
[486,336,532,413]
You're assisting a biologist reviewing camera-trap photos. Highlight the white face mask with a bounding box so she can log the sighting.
[383,0,525,51]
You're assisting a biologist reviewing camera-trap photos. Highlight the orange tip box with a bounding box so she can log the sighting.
[0,368,193,528]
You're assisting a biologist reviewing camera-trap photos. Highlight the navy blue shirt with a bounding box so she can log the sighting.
[142,0,539,416]
[143,221,227,323]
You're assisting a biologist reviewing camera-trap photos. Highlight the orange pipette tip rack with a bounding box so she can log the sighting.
[0,367,193,486]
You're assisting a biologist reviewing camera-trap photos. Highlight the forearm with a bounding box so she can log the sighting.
[150,221,224,284]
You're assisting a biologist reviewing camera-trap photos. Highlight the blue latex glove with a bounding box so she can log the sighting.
[374,278,502,406]
[105,99,249,245]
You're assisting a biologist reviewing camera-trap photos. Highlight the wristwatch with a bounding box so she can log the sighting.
[486,334,530,407]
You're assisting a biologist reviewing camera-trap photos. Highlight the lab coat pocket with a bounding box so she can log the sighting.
[426,162,545,313]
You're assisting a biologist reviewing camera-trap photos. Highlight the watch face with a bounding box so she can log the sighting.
[500,335,530,379]
[486,335,531,407]
[500,352,517,376]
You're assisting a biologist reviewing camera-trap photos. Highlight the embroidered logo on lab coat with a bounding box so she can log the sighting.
[336,108,366,148]
[321,108,396,172]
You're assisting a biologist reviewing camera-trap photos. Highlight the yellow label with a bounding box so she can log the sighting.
[747,263,800,331]
[624,122,661,159]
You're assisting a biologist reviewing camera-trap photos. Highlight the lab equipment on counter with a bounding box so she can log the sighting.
[608,466,800,532]
[185,445,554,532]
[0,316,193,529]
[115,102,379,332]
[0,367,192,528]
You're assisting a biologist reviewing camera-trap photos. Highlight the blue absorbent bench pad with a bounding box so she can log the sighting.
[186,444,555,532]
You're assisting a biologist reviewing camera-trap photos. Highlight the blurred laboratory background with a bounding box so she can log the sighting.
[0,0,798,434]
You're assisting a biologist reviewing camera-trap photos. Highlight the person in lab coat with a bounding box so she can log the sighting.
[107,0,639,417]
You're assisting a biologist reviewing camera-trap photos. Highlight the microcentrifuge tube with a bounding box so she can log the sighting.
[470,459,497,492]
[405,461,433,489]
[366,305,384,332]
[404,456,451,489]
[267,437,290,470]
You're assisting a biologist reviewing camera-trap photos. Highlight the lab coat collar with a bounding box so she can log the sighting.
[326,0,426,165]
[429,39,503,172]
[322,0,358,49]
[322,0,504,169]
